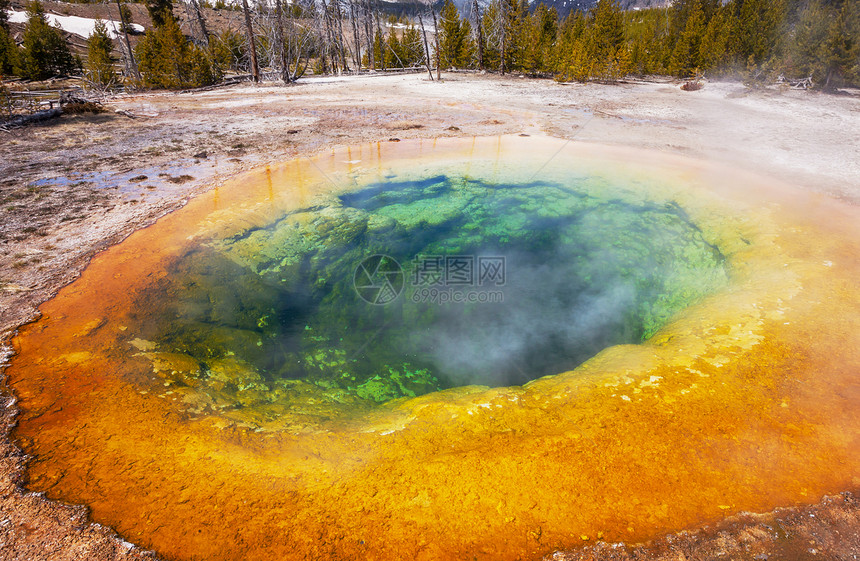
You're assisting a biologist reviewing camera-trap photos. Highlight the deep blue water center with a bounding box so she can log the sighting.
[132,174,726,403]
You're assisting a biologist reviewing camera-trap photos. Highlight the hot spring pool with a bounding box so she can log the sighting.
[7,136,860,561]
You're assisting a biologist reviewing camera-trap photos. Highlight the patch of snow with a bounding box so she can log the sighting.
[7,10,145,40]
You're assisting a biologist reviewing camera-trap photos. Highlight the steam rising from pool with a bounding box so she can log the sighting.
[132,175,726,405]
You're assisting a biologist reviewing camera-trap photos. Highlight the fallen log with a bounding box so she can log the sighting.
[0,107,62,129]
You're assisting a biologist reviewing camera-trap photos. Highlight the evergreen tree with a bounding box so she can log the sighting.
[86,20,118,87]
[212,29,246,73]
[554,9,586,75]
[136,16,218,88]
[0,0,16,78]
[522,4,558,73]
[591,0,624,57]
[120,4,136,35]
[481,0,501,70]
[368,31,384,69]
[438,0,474,68]
[789,0,830,78]
[401,25,425,67]
[698,4,731,70]
[502,0,526,71]
[729,0,786,66]
[385,30,403,68]
[669,0,705,76]
[0,0,10,30]
[819,0,859,89]
[146,0,175,28]
[17,1,79,80]
[588,0,631,80]
[626,8,671,75]
[0,32,16,77]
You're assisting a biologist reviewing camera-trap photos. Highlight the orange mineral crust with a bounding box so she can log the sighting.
[7,137,860,561]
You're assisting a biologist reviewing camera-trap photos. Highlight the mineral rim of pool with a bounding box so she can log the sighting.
[7,136,860,561]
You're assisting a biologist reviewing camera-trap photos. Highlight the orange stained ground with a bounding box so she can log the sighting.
[6,136,860,561]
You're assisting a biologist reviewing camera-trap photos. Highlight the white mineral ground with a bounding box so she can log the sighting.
[0,73,858,560]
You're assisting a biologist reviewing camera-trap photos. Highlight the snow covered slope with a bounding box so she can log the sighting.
[6,10,145,39]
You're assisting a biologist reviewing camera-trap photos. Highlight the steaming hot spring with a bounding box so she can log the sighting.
[7,136,860,561]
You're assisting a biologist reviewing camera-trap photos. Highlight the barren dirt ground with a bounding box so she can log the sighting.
[1,72,859,560]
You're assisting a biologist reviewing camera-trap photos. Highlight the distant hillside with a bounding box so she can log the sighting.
[522,0,671,16]
[395,0,671,20]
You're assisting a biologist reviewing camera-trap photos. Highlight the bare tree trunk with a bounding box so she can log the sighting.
[431,8,440,80]
[334,0,349,72]
[319,0,339,74]
[418,11,433,80]
[319,0,329,73]
[115,0,139,80]
[363,0,374,70]
[189,0,210,47]
[472,0,483,69]
[292,42,310,80]
[374,5,385,71]
[499,0,506,74]
[276,0,290,82]
[181,0,196,35]
[242,0,260,81]
[290,5,311,82]
[349,0,361,71]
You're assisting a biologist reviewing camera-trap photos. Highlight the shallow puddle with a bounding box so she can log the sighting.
[7,136,860,560]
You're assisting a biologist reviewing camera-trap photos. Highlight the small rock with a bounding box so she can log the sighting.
[167,175,194,184]
[446,126,460,131]
[129,175,147,182]
[193,150,208,159]
[388,138,400,142]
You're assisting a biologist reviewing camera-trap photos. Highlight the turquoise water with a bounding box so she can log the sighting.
[130,173,727,404]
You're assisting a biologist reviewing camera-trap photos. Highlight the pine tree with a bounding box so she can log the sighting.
[0,0,10,30]
[146,0,175,28]
[0,0,16,78]
[368,31,384,68]
[553,9,586,76]
[481,0,501,70]
[626,8,672,75]
[0,32,16,77]
[591,0,624,57]
[589,0,631,81]
[212,29,246,73]
[438,0,474,68]
[17,1,79,80]
[669,0,705,76]
[502,0,526,71]
[729,0,786,66]
[120,4,135,35]
[522,4,557,73]
[789,0,830,80]
[385,30,403,68]
[819,0,859,89]
[136,16,218,88]
[401,25,425,67]
[86,20,118,87]
[698,4,731,70]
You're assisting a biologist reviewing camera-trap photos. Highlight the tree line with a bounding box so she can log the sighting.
[439,0,858,88]
[0,0,857,91]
